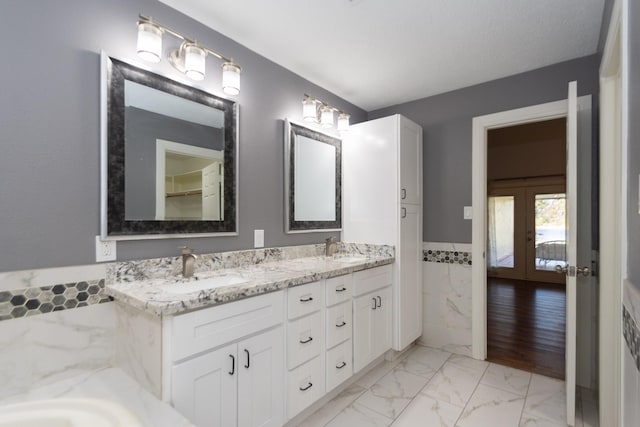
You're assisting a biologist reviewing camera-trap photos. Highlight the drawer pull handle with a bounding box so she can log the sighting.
[336,287,347,292]
[377,296,382,308]
[300,336,313,344]
[336,321,347,328]
[299,382,313,391]
[244,349,250,369]
[372,297,377,310]
[229,354,235,375]
[299,296,314,302]
[336,361,347,369]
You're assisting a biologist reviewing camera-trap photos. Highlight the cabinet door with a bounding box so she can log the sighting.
[238,327,284,427]
[398,204,423,349]
[399,117,422,205]
[353,293,376,373]
[171,343,237,427]
[373,286,393,358]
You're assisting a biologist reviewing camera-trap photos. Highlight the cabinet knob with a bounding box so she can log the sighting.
[244,349,250,369]
[372,297,377,310]
[228,354,235,376]
[401,188,407,200]
[401,207,407,218]
[377,295,382,307]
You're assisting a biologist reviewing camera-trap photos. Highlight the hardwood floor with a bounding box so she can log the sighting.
[487,277,566,379]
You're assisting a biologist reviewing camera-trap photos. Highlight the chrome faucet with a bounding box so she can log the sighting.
[180,246,198,278]
[325,236,337,257]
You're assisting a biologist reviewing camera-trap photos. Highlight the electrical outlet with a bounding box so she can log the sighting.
[464,206,473,220]
[254,229,264,248]
[95,236,116,262]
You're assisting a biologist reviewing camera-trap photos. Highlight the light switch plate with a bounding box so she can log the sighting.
[464,206,473,220]
[95,236,116,262]
[254,229,264,248]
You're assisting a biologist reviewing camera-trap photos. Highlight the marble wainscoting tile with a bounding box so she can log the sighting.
[114,302,162,398]
[420,259,473,357]
[325,402,393,427]
[0,303,115,399]
[522,374,566,425]
[456,384,525,427]
[390,393,462,427]
[394,345,451,379]
[480,363,532,396]
[355,368,429,419]
[0,264,106,292]
[421,355,488,408]
[297,384,367,427]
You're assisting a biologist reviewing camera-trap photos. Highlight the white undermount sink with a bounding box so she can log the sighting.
[0,398,143,427]
[331,255,368,263]
[163,274,249,294]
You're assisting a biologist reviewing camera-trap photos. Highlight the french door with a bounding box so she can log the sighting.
[487,177,567,284]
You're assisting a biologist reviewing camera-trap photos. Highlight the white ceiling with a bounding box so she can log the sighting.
[159,0,606,111]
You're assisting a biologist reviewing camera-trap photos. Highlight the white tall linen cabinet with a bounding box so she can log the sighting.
[342,114,423,351]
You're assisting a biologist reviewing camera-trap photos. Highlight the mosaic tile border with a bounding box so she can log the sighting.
[423,249,472,265]
[623,305,640,372]
[0,280,112,321]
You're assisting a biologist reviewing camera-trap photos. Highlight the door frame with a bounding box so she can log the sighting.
[471,96,591,361]
[598,0,624,424]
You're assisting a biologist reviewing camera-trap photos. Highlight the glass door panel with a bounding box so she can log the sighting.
[488,196,515,269]
[534,193,567,272]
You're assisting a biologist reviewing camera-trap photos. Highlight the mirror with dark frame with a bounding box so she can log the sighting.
[284,119,341,233]
[101,54,238,239]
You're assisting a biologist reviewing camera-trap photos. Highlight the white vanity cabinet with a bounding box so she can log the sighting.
[324,274,353,392]
[352,265,393,372]
[285,281,325,419]
[164,291,285,427]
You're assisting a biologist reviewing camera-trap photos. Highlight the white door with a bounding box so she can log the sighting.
[202,162,220,220]
[398,204,422,349]
[399,116,422,205]
[564,80,578,426]
[171,343,237,427]
[237,327,284,427]
[373,286,393,358]
[353,293,376,372]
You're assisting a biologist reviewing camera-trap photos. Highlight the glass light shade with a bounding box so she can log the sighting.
[137,23,162,63]
[337,113,350,131]
[320,106,334,128]
[222,62,241,95]
[302,99,317,122]
[184,44,206,81]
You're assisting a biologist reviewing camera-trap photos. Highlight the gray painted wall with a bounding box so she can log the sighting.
[0,0,366,272]
[628,0,640,286]
[369,55,600,243]
[124,107,223,219]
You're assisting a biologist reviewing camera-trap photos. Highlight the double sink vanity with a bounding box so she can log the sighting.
[107,242,395,426]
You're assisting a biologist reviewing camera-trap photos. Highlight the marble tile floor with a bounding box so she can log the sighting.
[297,344,598,427]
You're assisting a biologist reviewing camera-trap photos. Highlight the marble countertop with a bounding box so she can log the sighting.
[106,245,394,316]
[0,368,193,427]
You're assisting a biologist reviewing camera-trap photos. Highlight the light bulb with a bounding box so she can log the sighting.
[302,98,317,122]
[137,22,162,63]
[338,113,350,131]
[184,44,206,81]
[222,62,241,95]
[320,106,334,128]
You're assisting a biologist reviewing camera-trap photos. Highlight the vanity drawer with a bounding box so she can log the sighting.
[353,265,393,297]
[326,301,352,349]
[325,274,352,307]
[287,355,325,420]
[287,311,322,369]
[169,291,284,362]
[326,339,353,392]
[287,281,322,320]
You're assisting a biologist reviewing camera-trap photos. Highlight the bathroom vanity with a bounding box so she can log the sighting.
[106,243,394,427]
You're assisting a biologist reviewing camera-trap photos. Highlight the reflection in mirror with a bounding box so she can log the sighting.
[284,119,341,233]
[101,54,238,239]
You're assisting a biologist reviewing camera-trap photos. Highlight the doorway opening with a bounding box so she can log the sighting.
[486,118,567,379]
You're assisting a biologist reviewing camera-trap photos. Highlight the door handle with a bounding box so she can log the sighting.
[336,321,347,328]
[336,361,347,369]
[244,349,250,369]
[299,382,313,391]
[401,188,407,200]
[555,265,568,275]
[372,297,377,310]
[577,267,591,277]
[299,296,314,302]
[401,207,407,218]
[377,296,382,308]
[299,336,313,344]
[336,286,347,292]
[229,354,235,376]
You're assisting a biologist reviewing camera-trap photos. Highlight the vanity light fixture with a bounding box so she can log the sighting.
[301,94,350,131]
[136,15,242,95]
